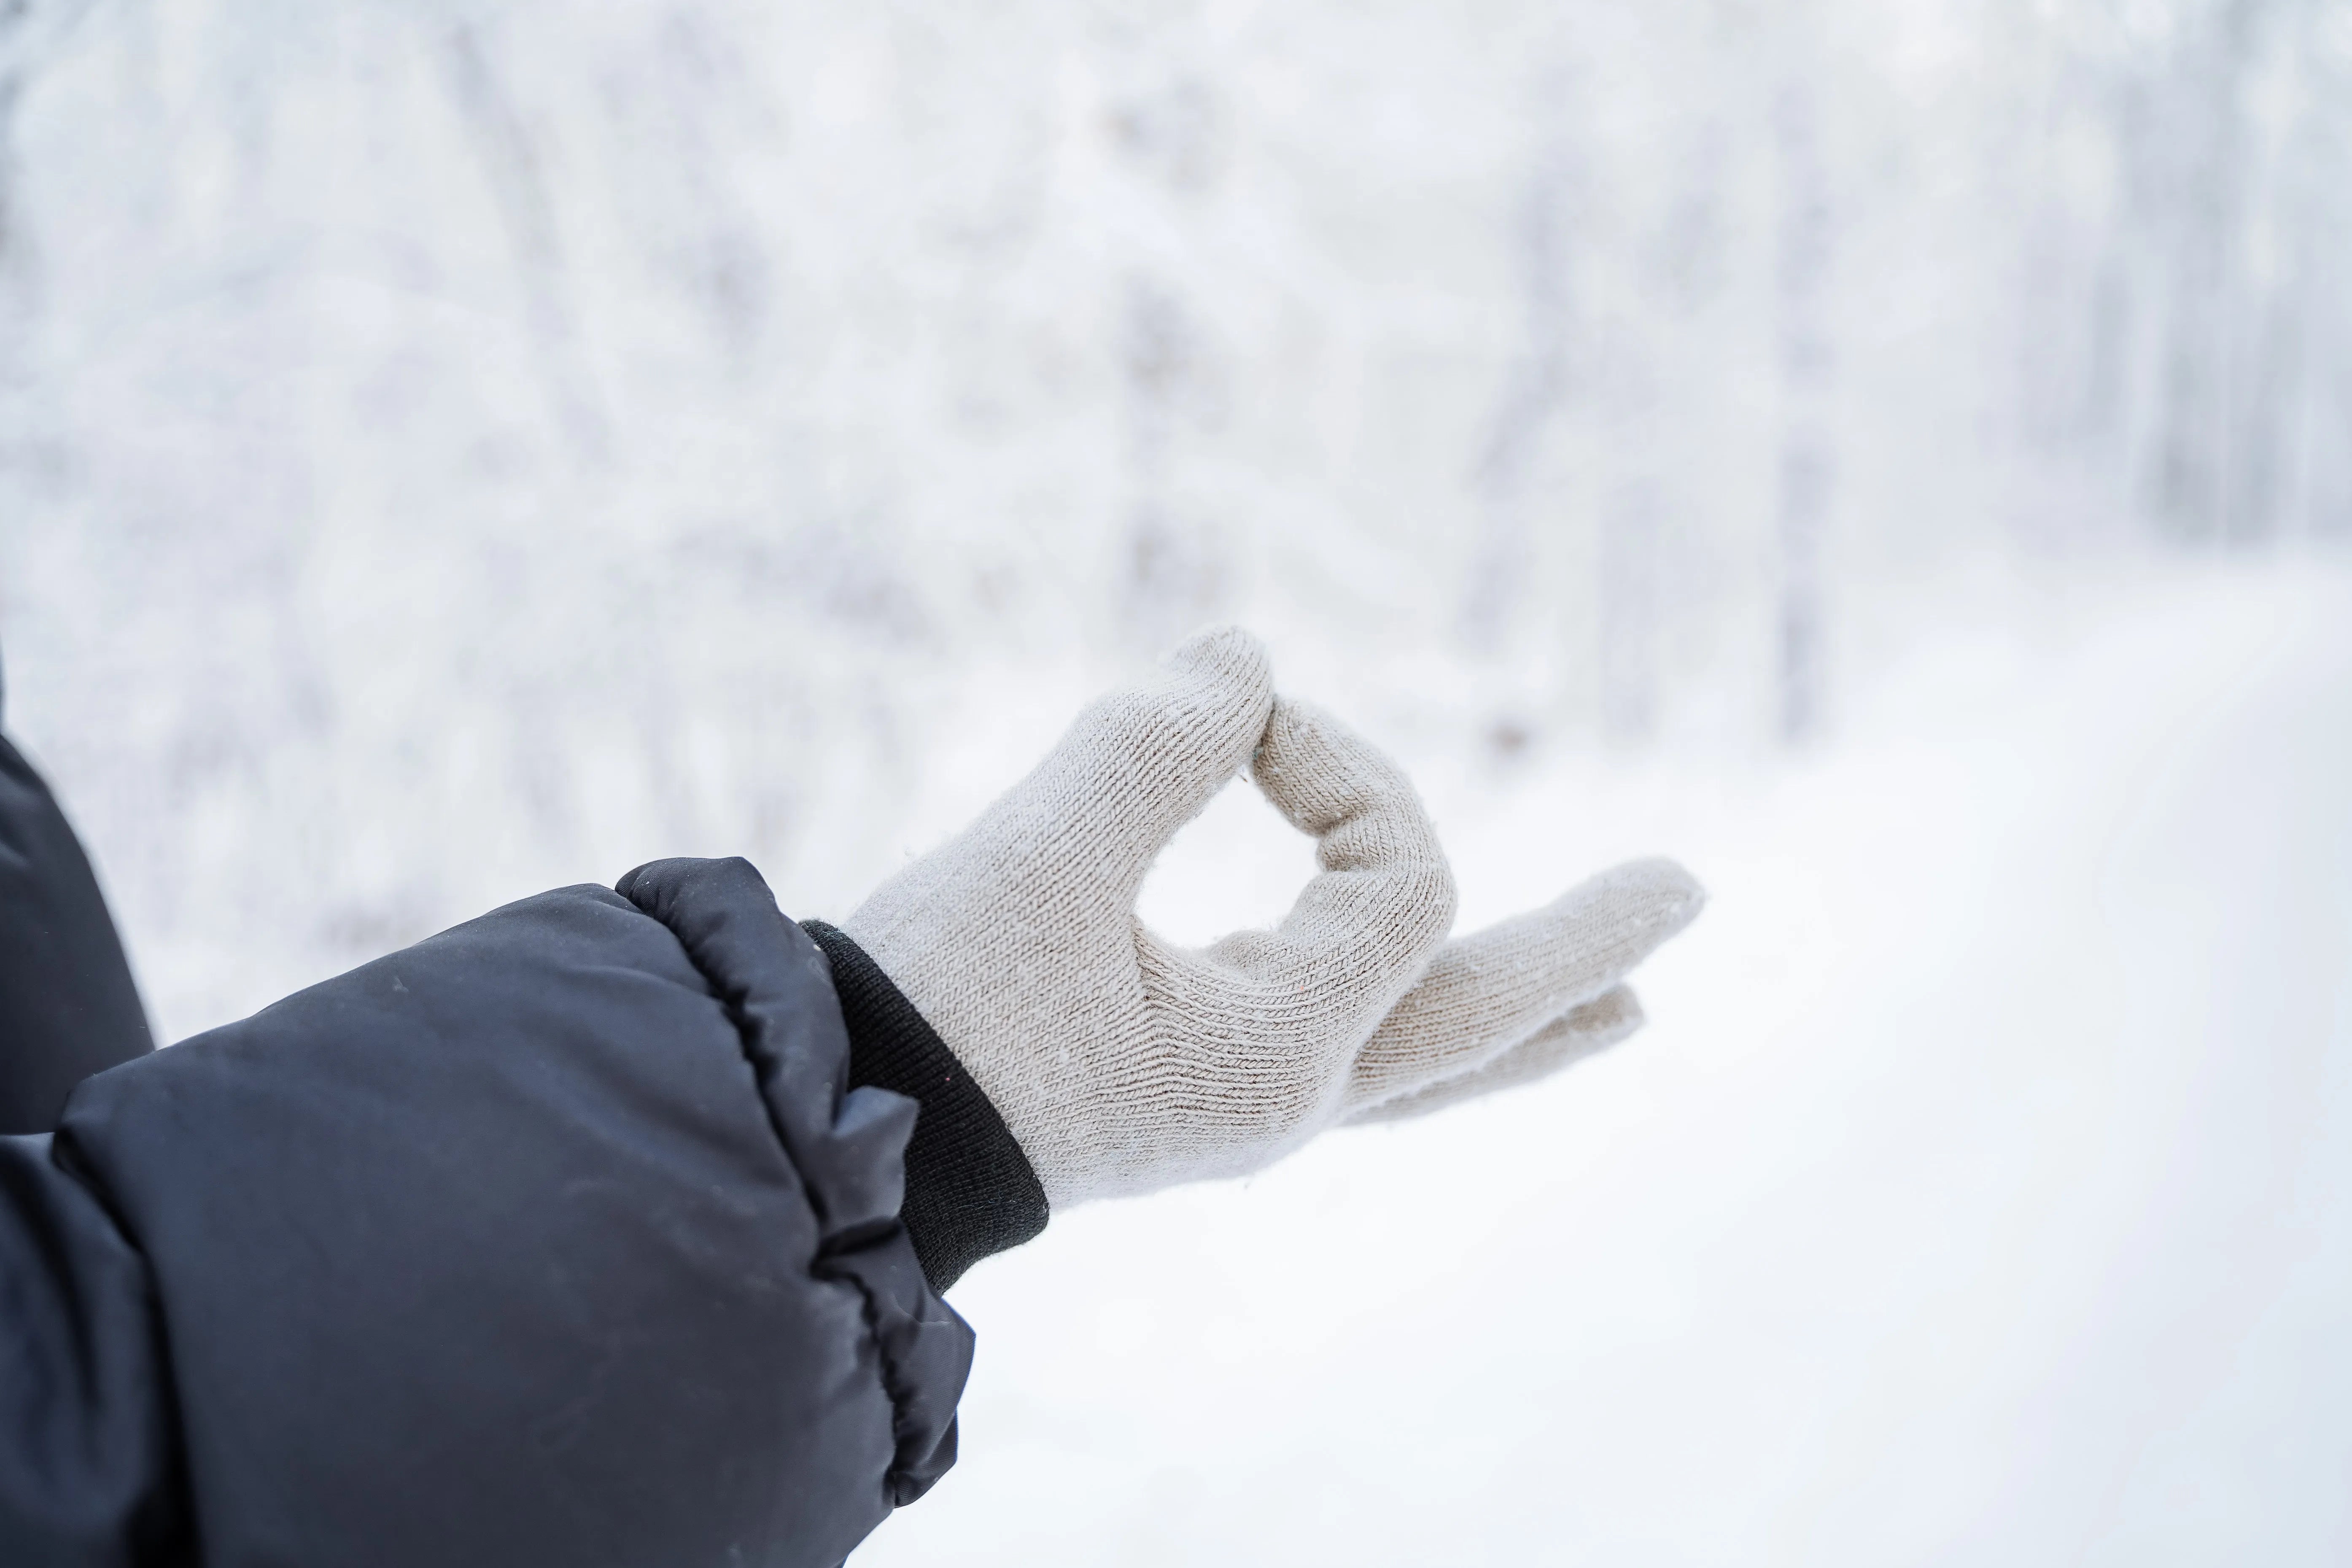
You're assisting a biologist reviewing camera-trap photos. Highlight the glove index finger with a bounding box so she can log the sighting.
[1151,696,1456,1053]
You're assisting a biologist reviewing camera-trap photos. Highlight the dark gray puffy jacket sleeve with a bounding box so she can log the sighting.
[0,855,999,1568]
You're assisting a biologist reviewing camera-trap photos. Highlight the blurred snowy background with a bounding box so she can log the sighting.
[2,0,2349,1561]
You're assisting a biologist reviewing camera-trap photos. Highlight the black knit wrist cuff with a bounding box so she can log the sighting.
[800,920,1049,1293]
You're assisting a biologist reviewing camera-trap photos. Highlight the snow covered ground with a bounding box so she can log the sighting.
[12,525,2350,1560]
[849,559,2352,1566]
[23,523,2345,1565]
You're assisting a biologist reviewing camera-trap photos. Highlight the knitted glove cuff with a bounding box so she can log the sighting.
[801,920,1050,1292]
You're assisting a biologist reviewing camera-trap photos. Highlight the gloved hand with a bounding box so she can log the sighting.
[842,628,1703,1207]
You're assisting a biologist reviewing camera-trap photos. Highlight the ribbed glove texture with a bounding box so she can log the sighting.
[843,628,1703,1207]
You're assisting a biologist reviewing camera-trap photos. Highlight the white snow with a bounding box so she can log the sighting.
[863,560,2352,1565]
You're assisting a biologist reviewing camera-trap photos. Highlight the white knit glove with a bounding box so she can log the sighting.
[844,628,1704,1207]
